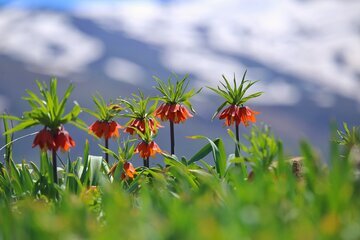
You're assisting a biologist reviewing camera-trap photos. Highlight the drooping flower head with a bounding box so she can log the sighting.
[135,141,162,159]
[89,120,122,140]
[132,116,162,160]
[219,105,259,127]
[208,71,263,127]
[153,74,201,124]
[32,128,56,151]
[155,103,193,124]
[121,162,136,180]
[54,126,76,152]
[32,126,76,152]
[86,94,123,139]
[119,92,162,136]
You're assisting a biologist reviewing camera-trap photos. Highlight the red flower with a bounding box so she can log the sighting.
[89,120,122,139]
[155,103,193,124]
[54,127,76,152]
[134,141,162,158]
[124,118,162,135]
[32,128,56,151]
[32,127,75,152]
[121,162,136,180]
[219,105,259,126]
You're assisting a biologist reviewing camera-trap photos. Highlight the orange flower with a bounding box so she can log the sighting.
[134,141,162,158]
[89,120,122,139]
[54,127,76,152]
[121,162,136,180]
[155,103,193,124]
[124,118,162,135]
[219,105,259,126]
[32,128,56,151]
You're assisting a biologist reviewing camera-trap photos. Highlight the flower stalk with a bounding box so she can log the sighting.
[170,121,175,155]
[154,74,201,155]
[52,148,57,183]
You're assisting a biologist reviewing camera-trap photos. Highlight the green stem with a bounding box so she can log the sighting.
[52,149,57,184]
[105,138,109,164]
[143,157,149,168]
[235,124,240,157]
[170,121,175,155]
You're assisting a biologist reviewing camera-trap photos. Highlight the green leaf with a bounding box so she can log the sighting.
[80,140,90,184]
[188,136,227,178]
[56,83,75,120]
[3,119,39,135]
[88,155,103,186]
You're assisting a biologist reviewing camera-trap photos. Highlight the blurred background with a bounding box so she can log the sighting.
[0,0,359,165]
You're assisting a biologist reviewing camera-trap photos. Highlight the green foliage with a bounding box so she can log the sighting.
[83,94,121,122]
[241,125,281,171]
[119,91,158,120]
[1,78,85,133]
[0,78,359,239]
[0,124,360,239]
[153,73,201,112]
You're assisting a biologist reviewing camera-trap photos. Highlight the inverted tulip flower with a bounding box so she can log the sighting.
[54,126,76,152]
[125,118,161,135]
[1,78,84,183]
[154,74,201,155]
[119,92,162,136]
[89,120,122,139]
[155,103,193,124]
[32,128,56,151]
[121,162,136,180]
[208,71,263,156]
[85,95,122,163]
[135,141,162,159]
[219,105,259,127]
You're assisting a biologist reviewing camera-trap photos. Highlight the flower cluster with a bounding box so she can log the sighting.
[32,126,75,152]
[89,120,122,139]
[155,103,193,124]
[124,117,162,135]
[219,105,259,127]
[134,141,162,159]
[119,92,163,161]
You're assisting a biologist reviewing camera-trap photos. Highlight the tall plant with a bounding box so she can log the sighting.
[208,71,262,156]
[154,74,201,155]
[1,78,84,183]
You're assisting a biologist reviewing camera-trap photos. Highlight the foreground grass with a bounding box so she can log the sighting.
[0,125,359,240]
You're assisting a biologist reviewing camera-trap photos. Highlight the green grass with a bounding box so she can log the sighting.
[0,124,359,240]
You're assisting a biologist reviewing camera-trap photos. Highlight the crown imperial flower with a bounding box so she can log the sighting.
[219,105,259,127]
[89,120,122,140]
[208,71,262,127]
[121,162,136,180]
[153,74,200,124]
[32,126,75,152]
[155,103,193,124]
[32,128,56,151]
[124,118,161,135]
[54,127,76,152]
[134,141,162,159]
